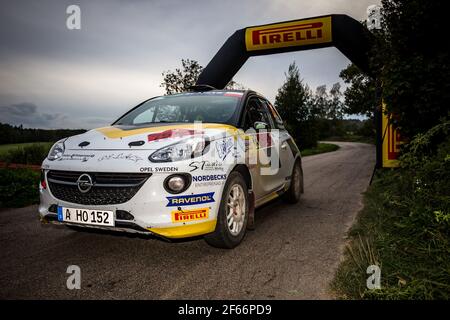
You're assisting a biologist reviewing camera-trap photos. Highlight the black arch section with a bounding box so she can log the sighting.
[196,14,373,89]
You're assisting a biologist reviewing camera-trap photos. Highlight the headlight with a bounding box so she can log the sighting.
[149,137,208,162]
[47,139,66,161]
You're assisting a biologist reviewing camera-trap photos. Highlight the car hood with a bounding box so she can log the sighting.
[63,123,239,151]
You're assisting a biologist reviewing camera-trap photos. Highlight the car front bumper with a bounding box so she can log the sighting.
[38,167,225,239]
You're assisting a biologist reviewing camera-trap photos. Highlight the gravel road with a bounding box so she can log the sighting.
[0,141,375,299]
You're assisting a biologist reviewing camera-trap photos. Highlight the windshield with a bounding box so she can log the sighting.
[114,92,243,126]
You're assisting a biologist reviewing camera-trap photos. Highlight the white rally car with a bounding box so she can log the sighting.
[39,89,303,248]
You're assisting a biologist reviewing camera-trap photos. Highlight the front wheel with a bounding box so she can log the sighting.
[204,172,249,249]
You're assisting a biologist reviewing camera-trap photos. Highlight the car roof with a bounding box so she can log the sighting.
[174,89,264,98]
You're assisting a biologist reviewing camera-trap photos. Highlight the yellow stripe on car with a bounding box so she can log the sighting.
[149,220,217,239]
[96,123,239,139]
[255,190,280,207]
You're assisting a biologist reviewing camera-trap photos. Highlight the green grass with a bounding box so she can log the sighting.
[0,168,40,208]
[301,143,339,157]
[0,142,53,164]
[331,170,450,299]
[331,125,450,299]
[0,142,53,156]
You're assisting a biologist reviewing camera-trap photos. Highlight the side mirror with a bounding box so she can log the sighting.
[254,121,268,130]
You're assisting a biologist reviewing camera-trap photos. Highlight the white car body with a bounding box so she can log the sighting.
[39,90,303,242]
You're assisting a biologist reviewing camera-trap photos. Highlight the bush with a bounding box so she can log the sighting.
[289,120,318,149]
[2,143,51,165]
[0,168,40,207]
[356,119,375,140]
[332,121,450,299]
[375,1,450,138]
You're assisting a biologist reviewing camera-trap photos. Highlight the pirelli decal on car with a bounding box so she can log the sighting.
[245,16,332,51]
[171,208,209,223]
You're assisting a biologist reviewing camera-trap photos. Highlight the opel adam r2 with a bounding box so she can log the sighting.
[39,89,304,248]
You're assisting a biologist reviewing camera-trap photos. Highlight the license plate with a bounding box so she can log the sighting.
[57,206,115,227]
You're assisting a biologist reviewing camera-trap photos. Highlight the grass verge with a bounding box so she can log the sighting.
[331,122,450,299]
[0,168,40,208]
[0,142,52,155]
[301,143,339,157]
[0,142,52,165]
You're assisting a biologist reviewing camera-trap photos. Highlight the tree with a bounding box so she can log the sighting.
[225,80,247,90]
[374,0,450,138]
[160,59,245,94]
[339,63,377,119]
[160,59,203,94]
[311,83,344,121]
[327,83,344,120]
[275,62,317,148]
[312,85,328,119]
[312,83,348,139]
[0,123,85,144]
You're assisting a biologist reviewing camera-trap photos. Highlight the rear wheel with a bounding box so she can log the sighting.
[204,172,249,249]
[283,160,302,204]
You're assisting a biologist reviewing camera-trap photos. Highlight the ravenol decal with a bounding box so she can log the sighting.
[166,192,215,207]
[245,16,332,51]
[171,208,209,223]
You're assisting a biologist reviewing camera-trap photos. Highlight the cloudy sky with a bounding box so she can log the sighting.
[0,0,380,129]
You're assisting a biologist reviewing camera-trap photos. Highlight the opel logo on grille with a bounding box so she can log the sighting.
[77,173,94,193]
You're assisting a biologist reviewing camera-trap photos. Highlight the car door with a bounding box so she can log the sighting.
[260,99,297,184]
[242,96,285,198]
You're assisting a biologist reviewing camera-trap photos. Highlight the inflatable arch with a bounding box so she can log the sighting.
[196,14,373,89]
[196,14,400,169]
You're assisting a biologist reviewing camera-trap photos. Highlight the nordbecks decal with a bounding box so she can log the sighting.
[245,16,332,51]
[171,208,209,223]
[192,174,227,182]
[166,192,215,207]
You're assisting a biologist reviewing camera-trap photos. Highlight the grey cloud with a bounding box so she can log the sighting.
[0,102,113,129]
[0,102,67,128]
[0,0,380,129]
[1,102,37,116]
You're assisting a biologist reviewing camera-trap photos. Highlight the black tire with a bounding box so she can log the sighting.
[204,171,249,249]
[283,160,303,204]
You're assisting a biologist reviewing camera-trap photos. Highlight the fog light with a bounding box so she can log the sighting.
[168,176,185,191]
[164,174,191,194]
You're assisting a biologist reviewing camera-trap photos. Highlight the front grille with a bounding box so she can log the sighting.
[47,170,152,205]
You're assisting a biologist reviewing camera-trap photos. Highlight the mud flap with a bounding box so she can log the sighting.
[247,190,255,230]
